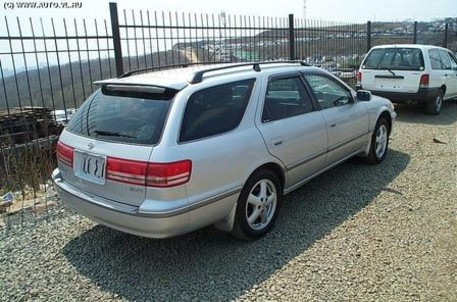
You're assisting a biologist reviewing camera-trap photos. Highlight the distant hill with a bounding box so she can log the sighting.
[0,51,187,110]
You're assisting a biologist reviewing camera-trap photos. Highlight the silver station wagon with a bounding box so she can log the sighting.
[52,62,396,240]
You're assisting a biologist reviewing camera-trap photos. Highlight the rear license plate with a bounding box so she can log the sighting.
[376,78,402,90]
[74,150,106,185]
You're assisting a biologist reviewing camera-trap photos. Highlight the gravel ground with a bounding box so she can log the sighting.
[1,102,456,302]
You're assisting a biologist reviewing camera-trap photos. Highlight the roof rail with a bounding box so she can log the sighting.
[188,60,310,84]
[119,60,311,81]
[119,62,222,78]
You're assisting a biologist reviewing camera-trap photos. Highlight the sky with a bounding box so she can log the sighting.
[0,0,456,23]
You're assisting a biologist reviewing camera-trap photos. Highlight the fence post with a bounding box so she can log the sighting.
[443,23,448,48]
[109,2,124,77]
[413,21,417,44]
[366,21,371,52]
[288,14,295,60]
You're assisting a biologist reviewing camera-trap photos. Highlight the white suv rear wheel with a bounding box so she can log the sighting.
[426,90,443,115]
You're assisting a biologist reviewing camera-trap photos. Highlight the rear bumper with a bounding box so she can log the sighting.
[356,86,440,103]
[52,168,238,238]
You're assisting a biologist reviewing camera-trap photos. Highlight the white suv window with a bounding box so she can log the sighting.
[438,50,452,69]
[449,53,457,70]
[362,48,424,71]
[429,49,452,70]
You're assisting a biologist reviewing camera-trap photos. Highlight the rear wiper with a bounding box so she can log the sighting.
[94,130,136,138]
[380,67,396,77]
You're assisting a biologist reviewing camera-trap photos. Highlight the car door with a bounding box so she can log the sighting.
[303,73,369,165]
[445,51,457,98]
[255,72,328,188]
[428,48,449,96]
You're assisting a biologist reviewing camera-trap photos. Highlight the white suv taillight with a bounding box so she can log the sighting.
[419,74,429,88]
[56,141,74,167]
[106,158,192,188]
[356,71,362,84]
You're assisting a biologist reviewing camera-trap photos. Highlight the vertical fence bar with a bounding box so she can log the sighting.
[288,14,295,60]
[17,17,33,109]
[40,18,57,117]
[83,19,94,93]
[443,23,448,48]
[366,21,371,52]
[155,11,161,66]
[124,10,131,70]
[94,20,104,80]
[74,19,87,99]
[162,12,168,65]
[51,19,68,113]
[63,19,77,109]
[5,17,23,111]
[147,11,154,67]
[132,10,140,69]
[413,21,417,44]
[109,2,123,76]
[140,11,147,68]
[104,20,113,78]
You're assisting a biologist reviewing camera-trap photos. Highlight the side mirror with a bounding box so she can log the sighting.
[356,90,372,102]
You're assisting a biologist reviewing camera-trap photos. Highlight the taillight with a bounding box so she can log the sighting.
[56,141,74,167]
[420,74,429,87]
[146,160,192,187]
[106,158,192,188]
[356,71,362,84]
[106,157,148,186]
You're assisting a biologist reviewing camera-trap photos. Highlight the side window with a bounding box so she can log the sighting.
[429,49,446,69]
[449,52,457,70]
[262,77,314,122]
[179,79,255,142]
[303,74,352,109]
[438,50,452,70]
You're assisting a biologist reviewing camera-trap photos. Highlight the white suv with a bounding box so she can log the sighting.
[357,44,457,114]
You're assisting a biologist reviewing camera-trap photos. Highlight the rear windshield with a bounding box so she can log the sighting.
[362,48,424,71]
[66,87,175,145]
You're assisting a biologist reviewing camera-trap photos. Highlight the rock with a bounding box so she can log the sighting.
[433,137,447,144]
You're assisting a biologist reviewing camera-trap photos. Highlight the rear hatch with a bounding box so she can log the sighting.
[57,84,177,206]
[359,47,425,93]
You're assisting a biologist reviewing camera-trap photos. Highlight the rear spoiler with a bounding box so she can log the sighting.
[94,82,179,100]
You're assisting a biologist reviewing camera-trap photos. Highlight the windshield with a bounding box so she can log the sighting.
[66,88,175,145]
[362,48,424,71]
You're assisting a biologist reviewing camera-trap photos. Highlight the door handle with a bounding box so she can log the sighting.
[273,140,283,146]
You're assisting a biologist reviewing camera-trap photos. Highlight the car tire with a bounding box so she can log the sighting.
[363,117,390,165]
[231,169,283,240]
[425,90,443,115]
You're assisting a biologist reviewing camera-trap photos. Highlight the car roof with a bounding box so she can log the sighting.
[370,44,451,52]
[96,62,323,91]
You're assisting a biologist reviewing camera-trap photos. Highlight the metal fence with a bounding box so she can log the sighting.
[0,2,456,231]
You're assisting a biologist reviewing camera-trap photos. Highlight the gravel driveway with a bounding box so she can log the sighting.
[1,102,456,302]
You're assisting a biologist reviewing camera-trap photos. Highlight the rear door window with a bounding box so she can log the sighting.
[262,77,314,122]
[438,50,452,69]
[429,49,452,70]
[179,79,255,142]
[362,48,424,70]
[66,87,176,145]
